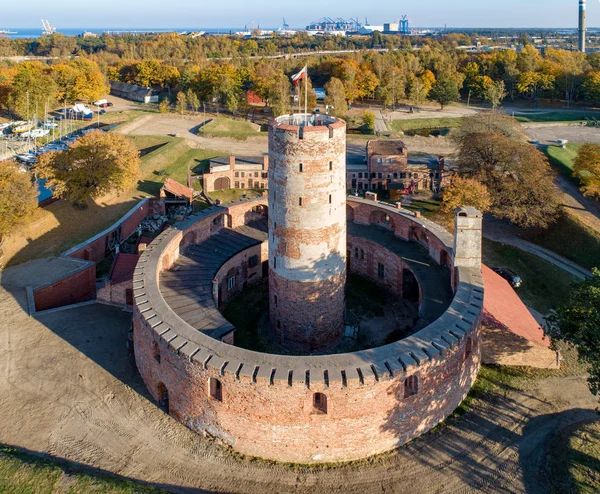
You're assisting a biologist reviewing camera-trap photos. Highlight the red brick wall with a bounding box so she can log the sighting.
[66,200,153,262]
[347,236,421,304]
[34,264,96,311]
[215,242,267,308]
[134,313,481,463]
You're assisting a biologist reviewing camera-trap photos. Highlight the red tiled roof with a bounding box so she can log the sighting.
[109,253,140,284]
[482,265,550,348]
[162,178,193,201]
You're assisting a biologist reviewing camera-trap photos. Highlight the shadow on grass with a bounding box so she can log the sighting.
[0,443,217,493]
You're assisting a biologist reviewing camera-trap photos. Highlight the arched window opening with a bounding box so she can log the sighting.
[313,392,327,414]
[404,375,418,398]
[209,377,223,401]
[152,341,161,364]
[157,382,169,410]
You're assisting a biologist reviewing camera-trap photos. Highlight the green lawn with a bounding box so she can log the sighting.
[513,111,592,123]
[0,445,160,493]
[482,238,578,313]
[544,142,583,179]
[126,135,222,196]
[388,117,462,133]
[565,421,600,493]
[521,213,600,272]
[198,117,261,140]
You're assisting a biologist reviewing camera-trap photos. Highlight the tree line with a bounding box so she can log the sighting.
[4,32,600,113]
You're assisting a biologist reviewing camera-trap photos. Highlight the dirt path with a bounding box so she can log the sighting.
[0,259,596,493]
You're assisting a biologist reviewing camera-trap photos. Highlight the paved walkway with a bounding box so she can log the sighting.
[374,110,388,135]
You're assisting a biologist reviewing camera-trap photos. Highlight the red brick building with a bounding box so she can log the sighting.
[203,155,269,193]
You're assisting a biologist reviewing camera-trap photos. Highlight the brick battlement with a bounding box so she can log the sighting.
[132,197,483,463]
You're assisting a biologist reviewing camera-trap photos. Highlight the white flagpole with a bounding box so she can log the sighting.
[304,66,308,123]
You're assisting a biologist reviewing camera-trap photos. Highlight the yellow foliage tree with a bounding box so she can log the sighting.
[574,144,600,199]
[36,131,141,209]
[440,177,492,214]
[0,162,38,237]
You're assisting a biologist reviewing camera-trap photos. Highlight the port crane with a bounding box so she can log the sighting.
[41,19,56,35]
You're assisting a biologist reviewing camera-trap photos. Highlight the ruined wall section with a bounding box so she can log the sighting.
[268,117,347,352]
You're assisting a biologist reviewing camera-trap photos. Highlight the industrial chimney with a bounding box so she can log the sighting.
[579,0,587,52]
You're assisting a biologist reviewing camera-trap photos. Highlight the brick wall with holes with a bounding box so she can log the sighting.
[133,313,481,463]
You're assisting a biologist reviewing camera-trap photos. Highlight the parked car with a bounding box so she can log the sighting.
[491,267,522,288]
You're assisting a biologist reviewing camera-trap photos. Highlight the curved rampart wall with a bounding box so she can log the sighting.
[133,197,484,463]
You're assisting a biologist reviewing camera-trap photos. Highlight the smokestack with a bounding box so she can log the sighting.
[579,0,587,52]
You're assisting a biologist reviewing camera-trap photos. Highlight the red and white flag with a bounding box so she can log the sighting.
[291,66,307,86]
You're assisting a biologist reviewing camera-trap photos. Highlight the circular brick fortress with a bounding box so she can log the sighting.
[268,115,347,353]
[132,193,485,463]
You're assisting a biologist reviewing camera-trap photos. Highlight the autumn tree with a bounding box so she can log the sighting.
[440,177,492,214]
[36,131,141,209]
[324,77,347,116]
[458,132,560,228]
[176,91,187,114]
[582,71,600,106]
[517,71,554,107]
[547,269,600,400]
[186,89,200,113]
[485,80,507,110]
[0,162,38,238]
[453,113,524,145]
[573,144,600,199]
[429,77,460,109]
[361,111,375,132]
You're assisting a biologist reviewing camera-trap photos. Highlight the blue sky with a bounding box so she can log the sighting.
[2,0,598,29]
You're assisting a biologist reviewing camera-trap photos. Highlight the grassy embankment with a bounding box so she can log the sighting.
[0,445,160,493]
[198,117,261,140]
[544,142,583,179]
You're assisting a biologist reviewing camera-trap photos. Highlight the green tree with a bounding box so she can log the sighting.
[573,144,600,199]
[429,77,460,109]
[440,177,492,214]
[361,111,375,132]
[324,77,347,116]
[36,131,141,209]
[547,269,600,399]
[0,162,38,238]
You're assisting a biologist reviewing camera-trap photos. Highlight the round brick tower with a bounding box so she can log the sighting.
[268,114,347,353]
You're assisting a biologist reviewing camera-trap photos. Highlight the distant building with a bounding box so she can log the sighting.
[109,81,161,104]
[204,140,452,196]
[346,140,452,194]
[203,156,269,193]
